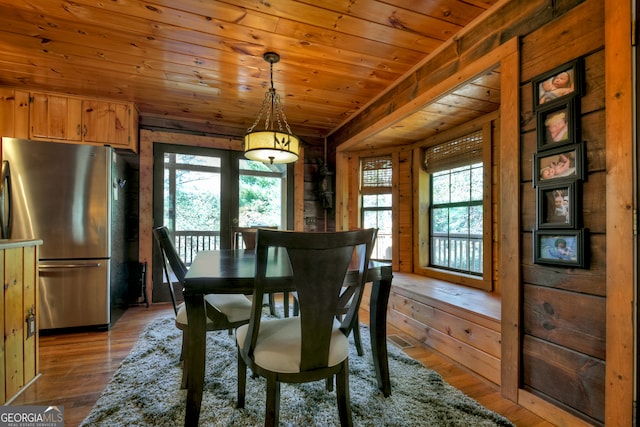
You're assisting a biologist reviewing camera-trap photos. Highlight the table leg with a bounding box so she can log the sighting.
[369,273,392,397]
[184,293,206,426]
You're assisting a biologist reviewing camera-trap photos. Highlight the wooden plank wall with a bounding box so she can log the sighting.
[519,0,606,424]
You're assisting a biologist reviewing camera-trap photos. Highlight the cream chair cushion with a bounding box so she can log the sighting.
[236,317,349,373]
[175,294,252,326]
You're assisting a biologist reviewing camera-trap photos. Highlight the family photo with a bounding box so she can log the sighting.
[537,68,575,105]
[543,188,570,225]
[538,150,576,181]
[533,142,584,187]
[536,101,579,150]
[534,229,587,268]
[534,59,582,109]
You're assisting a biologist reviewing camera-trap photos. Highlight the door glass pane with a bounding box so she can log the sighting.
[164,153,221,264]
[238,159,286,228]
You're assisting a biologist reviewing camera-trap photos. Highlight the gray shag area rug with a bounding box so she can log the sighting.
[81,314,514,426]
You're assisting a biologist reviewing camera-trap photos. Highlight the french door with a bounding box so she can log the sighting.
[151,143,293,301]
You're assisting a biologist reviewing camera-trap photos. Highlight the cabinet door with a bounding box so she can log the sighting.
[4,248,23,399]
[0,90,29,139]
[111,102,132,147]
[83,100,132,147]
[30,93,82,141]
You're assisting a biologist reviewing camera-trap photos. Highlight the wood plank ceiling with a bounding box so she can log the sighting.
[0,0,500,149]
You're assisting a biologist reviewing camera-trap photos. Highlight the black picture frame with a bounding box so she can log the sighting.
[533,58,584,110]
[533,142,585,186]
[536,181,579,229]
[536,99,580,151]
[533,229,588,268]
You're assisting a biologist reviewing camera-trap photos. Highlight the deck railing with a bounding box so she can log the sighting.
[173,230,221,266]
[431,235,483,274]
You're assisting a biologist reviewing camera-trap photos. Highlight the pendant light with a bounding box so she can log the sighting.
[243,52,300,164]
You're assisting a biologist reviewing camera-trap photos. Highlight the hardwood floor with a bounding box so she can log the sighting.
[11,304,554,427]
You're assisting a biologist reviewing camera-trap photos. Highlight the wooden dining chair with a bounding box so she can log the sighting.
[291,228,378,359]
[235,228,375,427]
[153,226,252,388]
[231,226,291,317]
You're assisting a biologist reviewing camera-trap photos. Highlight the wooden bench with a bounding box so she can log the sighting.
[364,272,502,385]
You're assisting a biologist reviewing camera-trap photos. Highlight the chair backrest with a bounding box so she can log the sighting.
[243,228,375,372]
[336,228,378,316]
[153,226,188,314]
[231,226,277,250]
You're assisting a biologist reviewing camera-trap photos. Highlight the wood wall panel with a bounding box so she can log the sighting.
[523,335,605,424]
[523,284,605,359]
[521,172,606,234]
[581,172,606,232]
[397,149,412,272]
[520,130,536,184]
[22,246,37,386]
[4,248,23,399]
[582,50,606,115]
[0,249,3,404]
[582,110,606,173]
[518,1,606,421]
[520,0,604,82]
[521,232,606,296]
[521,183,536,231]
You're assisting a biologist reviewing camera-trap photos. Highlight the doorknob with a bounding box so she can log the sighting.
[232,218,239,225]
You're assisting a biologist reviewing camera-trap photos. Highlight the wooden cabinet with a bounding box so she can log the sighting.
[0,88,139,152]
[26,91,139,152]
[0,240,41,404]
[0,89,30,139]
[30,92,82,142]
[82,99,136,148]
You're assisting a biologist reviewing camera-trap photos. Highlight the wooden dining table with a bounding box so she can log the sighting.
[182,248,393,426]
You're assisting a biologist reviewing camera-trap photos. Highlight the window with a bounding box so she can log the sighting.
[238,159,288,228]
[425,130,486,279]
[361,156,392,261]
[430,163,483,274]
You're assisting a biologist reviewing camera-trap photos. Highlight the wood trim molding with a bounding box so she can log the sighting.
[137,130,242,301]
[518,389,594,427]
[604,0,634,425]
[336,39,517,153]
[497,40,521,402]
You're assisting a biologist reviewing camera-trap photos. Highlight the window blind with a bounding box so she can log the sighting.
[361,156,392,193]
[424,130,483,173]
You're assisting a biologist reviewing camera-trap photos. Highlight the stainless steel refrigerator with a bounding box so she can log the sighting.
[0,137,131,330]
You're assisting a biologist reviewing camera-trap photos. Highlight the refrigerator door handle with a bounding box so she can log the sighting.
[0,161,11,239]
[39,263,103,269]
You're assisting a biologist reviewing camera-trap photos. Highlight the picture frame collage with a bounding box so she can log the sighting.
[531,58,588,268]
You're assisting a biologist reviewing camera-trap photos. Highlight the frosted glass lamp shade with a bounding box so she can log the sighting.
[244,130,300,164]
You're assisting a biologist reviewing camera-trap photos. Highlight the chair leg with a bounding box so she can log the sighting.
[180,330,188,389]
[283,291,290,317]
[265,376,280,427]
[268,294,276,316]
[335,362,353,427]
[180,330,186,361]
[237,349,247,409]
[353,314,364,357]
[325,376,333,392]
